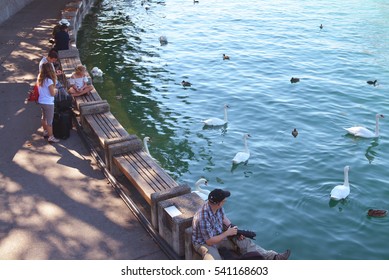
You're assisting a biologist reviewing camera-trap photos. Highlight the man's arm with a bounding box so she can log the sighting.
[205,226,237,246]
[223,216,232,228]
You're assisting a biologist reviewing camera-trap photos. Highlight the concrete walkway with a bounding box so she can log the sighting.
[0,0,168,260]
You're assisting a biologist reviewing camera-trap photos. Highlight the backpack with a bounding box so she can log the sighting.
[27,84,39,102]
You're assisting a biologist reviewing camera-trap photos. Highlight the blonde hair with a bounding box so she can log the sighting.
[74,65,86,74]
[38,63,57,86]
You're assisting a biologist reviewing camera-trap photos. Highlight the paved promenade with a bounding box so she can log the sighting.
[0,0,168,260]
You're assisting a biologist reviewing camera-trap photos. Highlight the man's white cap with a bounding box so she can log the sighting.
[58,19,70,26]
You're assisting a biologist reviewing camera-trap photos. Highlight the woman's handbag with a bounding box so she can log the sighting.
[27,84,39,102]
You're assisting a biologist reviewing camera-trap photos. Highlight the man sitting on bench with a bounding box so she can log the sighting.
[191,188,291,260]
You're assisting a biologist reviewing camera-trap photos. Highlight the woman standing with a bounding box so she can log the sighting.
[38,62,60,143]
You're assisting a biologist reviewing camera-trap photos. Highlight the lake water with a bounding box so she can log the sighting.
[77,0,389,259]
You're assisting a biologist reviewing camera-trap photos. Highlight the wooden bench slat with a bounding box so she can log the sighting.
[60,57,81,77]
[93,114,116,139]
[113,150,179,205]
[114,155,157,204]
[84,111,129,146]
[84,114,110,144]
[134,152,178,189]
[123,153,172,192]
[74,90,102,110]
[132,151,178,188]
[98,112,128,138]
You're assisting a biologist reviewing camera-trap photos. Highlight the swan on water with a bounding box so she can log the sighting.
[91,67,103,77]
[232,133,251,164]
[143,136,152,157]
[192,178,209,200]
[202,104,230,126]
[330,166,350,200]
[344,113,384,138]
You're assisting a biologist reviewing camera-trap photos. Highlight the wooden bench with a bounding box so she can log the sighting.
[80,100,140,172]
[60,56,81,78]
[113,150,191,229]
[58,49,81,78]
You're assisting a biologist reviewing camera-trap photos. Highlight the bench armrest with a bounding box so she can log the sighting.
[79,100,110,115]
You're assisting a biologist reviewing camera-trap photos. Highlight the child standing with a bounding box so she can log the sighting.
[38,63,60,143]
[68,65,94,97]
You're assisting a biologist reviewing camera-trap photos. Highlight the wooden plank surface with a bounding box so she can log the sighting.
[74,89,102,110]
[84,111,129,147]
[113,151,179,205]
[84,114,109,146]
[60,57,80,77]
[114,155,156,205]
[132,151,178,188]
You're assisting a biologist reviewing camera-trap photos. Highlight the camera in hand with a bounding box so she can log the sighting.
[236,229,256,240]
[226,224,256,240]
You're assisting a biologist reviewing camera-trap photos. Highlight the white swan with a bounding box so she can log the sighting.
[202,104,229,126]
[232,133,251,164]
[192,178,209,200]
[344,114,384,138]
[330,166,350,200]
[143,136,152,156]
[91,67,103,77]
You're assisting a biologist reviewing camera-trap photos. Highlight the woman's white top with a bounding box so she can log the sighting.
[69,75,88,90]
[38,78,54,105]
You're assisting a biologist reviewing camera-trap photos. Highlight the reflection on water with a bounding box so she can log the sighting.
[343,134,381,164]
[328,198,349,210]
[202,123,228,136]
[365,139,379,164]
